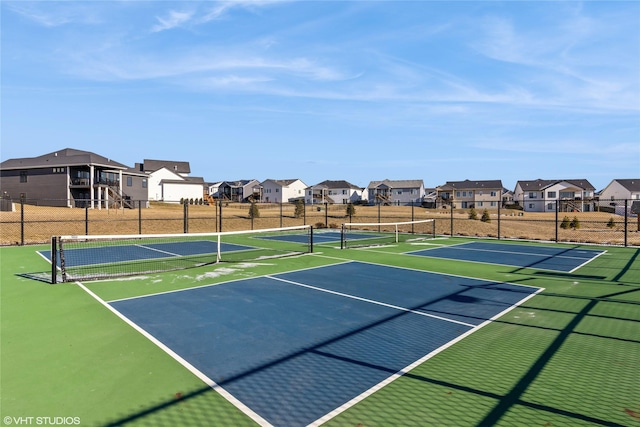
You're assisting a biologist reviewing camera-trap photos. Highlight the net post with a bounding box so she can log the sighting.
[395,224,399,243]
[51,236,58,284]
[431,218,436,238]
[309,225,314,253]
[59,237,67,283]
[216,233,222,263]
[340,223,345,249]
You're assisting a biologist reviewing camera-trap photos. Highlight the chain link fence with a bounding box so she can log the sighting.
[1,198,638,247]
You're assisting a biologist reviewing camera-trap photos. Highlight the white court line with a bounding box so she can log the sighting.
[569,250,608,273]
[75,281,275,427]
[266,275,476,328]
[135,243,181,257]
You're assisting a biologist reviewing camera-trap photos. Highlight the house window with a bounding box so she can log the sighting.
[127,177,133,187]
[276,189,279,193]
[20,171,28,183]
[490,201,496,207]
[547,203,554,210]
[53,167,66,173]
[490,191,497,197]
[478,201,484,207]
[342,190,347,195]
[456,191,461,197]
[528,192,537,199]
[528,203,535,209]
[142,179,147,188]
[547,191,556,198]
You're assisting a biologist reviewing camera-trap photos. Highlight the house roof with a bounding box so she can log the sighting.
[222,179,260,188]
[367,179,424,189]
[438,179,503,190]
[143,159,191,174]
[262,179,302,187]
[310,180,361,190]
[516,179,595,191]
[161,177,205,185]
[0,148,129,170]
[612,179,640,192]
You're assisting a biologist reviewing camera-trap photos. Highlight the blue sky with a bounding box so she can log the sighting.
[2,1,638,191]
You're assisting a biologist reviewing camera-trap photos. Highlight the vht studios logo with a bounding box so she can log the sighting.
[3,417,81,425]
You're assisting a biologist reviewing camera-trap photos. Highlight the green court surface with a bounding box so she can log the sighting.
[1,237,639,426]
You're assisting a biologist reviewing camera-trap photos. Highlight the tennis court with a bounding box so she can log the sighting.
[408,241,606,272]
[2,229,639,427]
[105,262,541,426]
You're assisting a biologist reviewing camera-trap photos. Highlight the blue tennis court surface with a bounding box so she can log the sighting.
[108,261,541,426]
[258,230,377,245]
[39,240,255,267]
[408,241,605,272]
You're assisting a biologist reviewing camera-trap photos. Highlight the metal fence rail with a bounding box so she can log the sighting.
[1,198,638,247]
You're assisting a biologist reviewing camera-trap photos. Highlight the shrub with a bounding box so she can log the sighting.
[606,217,616,229]
[571,216,581,229]
[468,207,478,220]
[481,209,491,223]
[560,216,571,229]
[346,203,356,217]
[249,202,260,219]
[294,200,305,218]
[314,222,326,229]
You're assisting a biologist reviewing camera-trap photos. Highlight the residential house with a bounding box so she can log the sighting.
[436,180,504,209]
[218,180,262,203]
[513,179,596,212]
[140,159,205,203]
[306,180,365,205]
[598,179,640,216]
[206,181,223,203]
[261,179,307,203]
[366,179,425,205]
[0,148,146,208]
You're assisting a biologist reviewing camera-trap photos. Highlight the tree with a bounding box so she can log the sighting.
[560,216,571,229]
[346,202,356,217]
[481,209,491,223]
[294,199,305,218]
[468,207,478,220]
[249,202,260,219]
[606,217,616,229]
[570,216,581,229]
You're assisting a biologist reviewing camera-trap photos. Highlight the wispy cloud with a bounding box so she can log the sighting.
[151,9,196,33]
[6,2,102,27]
[151,0,291,33]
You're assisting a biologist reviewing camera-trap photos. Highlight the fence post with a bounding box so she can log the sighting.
[325,202,328,228]
[20,197,24,246]
[497,200,501,239]
[450,202,454,236]
[411,202,415,234]
[138,201,142,234]
[280,202,283,228]
[183,201,189,233]
[218,200,223,232]
[624,199,628,247]
[85,206,89,235]
[555,201,559,243]
[378,202,381,232]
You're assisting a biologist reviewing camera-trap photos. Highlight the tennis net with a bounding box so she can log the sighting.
[51,225,313,283]
[340,219,436,249]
